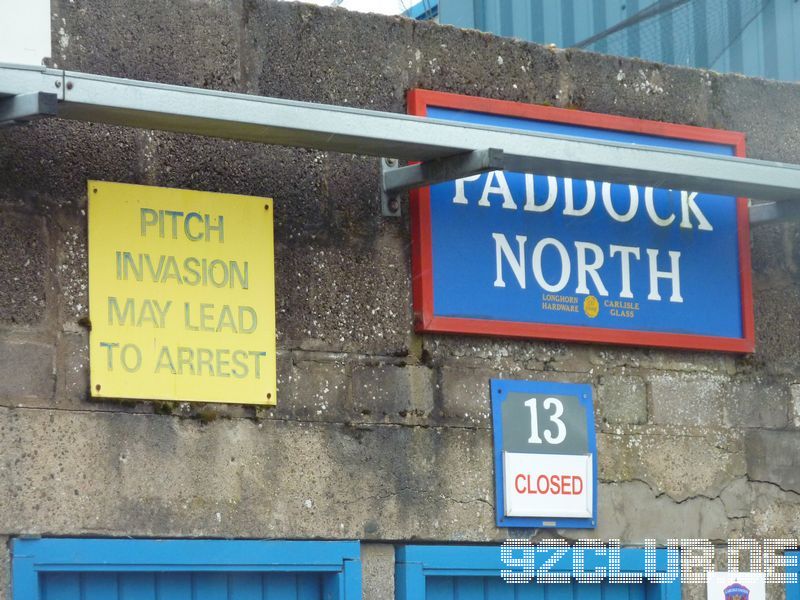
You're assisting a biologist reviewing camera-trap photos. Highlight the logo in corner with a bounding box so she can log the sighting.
[724,583,750,600]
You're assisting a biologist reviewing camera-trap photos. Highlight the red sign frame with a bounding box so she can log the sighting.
[408,89,755,353]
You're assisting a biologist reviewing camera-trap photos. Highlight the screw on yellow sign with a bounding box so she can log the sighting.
[88,181,276,405]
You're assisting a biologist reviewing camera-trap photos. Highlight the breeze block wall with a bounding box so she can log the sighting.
[1,1,800,598]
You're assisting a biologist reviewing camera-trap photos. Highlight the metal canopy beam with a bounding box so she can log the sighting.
[0,91,57,126]
[2,63,800,223]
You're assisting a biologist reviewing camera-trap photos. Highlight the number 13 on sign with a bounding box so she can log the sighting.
[524,397,566,445]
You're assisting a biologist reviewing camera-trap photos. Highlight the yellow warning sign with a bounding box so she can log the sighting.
[88,181,276,405]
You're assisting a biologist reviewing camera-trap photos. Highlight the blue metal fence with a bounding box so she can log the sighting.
[408,0,800,82]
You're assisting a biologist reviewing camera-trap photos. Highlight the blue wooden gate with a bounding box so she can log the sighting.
[12,539,361,600]
[397,545,681,600]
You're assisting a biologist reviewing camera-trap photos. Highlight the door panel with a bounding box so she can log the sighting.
[425,576,652,600]
[40,571,324,600]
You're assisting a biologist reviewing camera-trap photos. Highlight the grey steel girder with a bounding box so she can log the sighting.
[2,63,800,223]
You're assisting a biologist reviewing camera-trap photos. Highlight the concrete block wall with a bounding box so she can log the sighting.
[2,0,800,597]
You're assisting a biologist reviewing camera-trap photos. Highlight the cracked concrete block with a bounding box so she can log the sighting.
[0,406,500,541]
[725,379,789,428]
[649,373,726,426]
[0,341,55,402]
[351,364,434,424]
[719,478,753,519]
[593,481,730,541]
[0,211,48,325]
[745,430,800,493]
[747,482,800,539]
[598,429,745,502]
[597,375,647,425]
[361,543,395,600]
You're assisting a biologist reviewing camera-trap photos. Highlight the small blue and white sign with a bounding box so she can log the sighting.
[491,379,597,529]
[408,89,754,353]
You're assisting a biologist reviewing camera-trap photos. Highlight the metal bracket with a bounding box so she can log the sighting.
[0,91,57,127]
[380,148,505,217]
[749,200,800,225]
[380,158,403,217]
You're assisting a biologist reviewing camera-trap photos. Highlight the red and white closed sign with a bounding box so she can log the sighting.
[503,452,593,518]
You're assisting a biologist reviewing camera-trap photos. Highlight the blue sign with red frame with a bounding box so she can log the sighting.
[408,90,754,353]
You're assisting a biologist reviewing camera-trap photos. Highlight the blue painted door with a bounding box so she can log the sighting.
[396,545,680,600]
[40,571,326,600]
[426,576,653,600]
[787,551,799,600]
[13,539,361,600]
